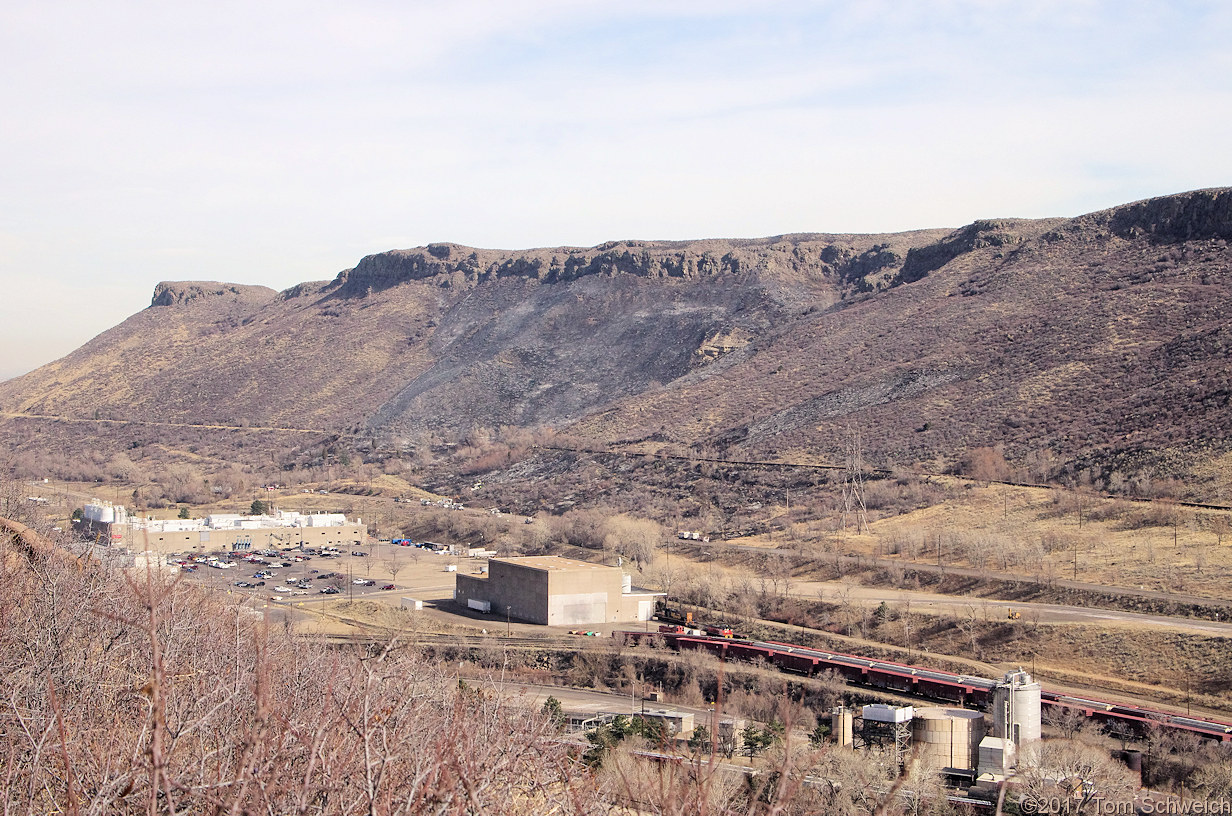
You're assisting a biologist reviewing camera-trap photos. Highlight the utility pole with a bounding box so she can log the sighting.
[905,600,911,660]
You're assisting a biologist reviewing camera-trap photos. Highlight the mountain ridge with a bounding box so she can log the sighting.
[2,188,1230,495]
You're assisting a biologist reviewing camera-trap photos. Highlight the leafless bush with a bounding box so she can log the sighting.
[0,528,605,815]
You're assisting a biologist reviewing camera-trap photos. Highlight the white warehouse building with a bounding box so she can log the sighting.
[74,502,366,553]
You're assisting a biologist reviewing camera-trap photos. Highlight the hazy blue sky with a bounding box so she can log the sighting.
[3,1,1230,379]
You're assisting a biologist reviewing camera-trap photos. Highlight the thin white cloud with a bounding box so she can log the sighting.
[1,1,1229,376]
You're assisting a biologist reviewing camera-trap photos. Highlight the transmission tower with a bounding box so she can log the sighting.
[840,427,869,534]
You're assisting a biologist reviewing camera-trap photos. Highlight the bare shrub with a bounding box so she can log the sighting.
[0,530,604,815]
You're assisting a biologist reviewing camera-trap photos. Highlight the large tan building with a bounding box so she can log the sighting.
[454,556,662,626]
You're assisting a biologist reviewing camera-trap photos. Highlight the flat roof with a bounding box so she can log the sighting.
[492,556,618,572]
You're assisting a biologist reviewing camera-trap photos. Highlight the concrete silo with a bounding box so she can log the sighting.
[993,669,1041,748]
[831,705,854,747]
[910,707,985,772]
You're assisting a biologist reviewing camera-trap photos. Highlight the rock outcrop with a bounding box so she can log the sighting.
[150,281,276,308]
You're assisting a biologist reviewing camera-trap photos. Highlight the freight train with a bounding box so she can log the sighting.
[614,630,1232,742]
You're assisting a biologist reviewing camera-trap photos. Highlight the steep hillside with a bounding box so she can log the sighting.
[1,189,1230,491]
[0,231,944,430]
[576,192,1232,478]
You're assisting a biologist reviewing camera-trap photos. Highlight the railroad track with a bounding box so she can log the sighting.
[314,631,583,649]
[618,630,1232,742]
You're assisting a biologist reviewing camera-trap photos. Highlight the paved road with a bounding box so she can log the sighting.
[802,579,1232,635]
[671,551,1232,637]
[713,543,1232,610]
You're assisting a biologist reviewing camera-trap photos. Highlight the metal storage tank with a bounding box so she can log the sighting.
[993,670,1041,747]
[911,707,985,772]
[85,503,115,523]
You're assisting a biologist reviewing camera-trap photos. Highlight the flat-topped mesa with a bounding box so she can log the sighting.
[331,232,955,297]
[150,281,277,308]
[336,241,751,296]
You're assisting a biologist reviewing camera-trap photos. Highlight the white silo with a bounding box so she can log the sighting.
[993,669,1041,747]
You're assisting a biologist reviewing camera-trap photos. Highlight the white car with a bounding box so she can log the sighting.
[352,578,368,585]
[273,586,292,593]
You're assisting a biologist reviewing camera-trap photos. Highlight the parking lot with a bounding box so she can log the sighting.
[166,542,648,638]
[170,539,487,616]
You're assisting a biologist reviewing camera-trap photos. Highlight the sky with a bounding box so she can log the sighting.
[2,0,1230,380]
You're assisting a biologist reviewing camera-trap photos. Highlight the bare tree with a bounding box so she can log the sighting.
[1192,747,1232,799]
[1015,738,1137,815]
[0,515,609,815]
[602,514,663,571]
[1044,705,1089,740]
[383,557,403,585]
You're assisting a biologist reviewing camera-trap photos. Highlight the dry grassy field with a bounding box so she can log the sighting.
[732,477,1232,600]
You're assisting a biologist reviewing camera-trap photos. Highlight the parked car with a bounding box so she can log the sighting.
[381,584,396,591]
[362,580,376,587]
[319,587,340,595]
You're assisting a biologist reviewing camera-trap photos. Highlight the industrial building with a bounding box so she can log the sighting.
[827,669,1043,783]
[74,501,367,553]
[453,556,663,626]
